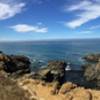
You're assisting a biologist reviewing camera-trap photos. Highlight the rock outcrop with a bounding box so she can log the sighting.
[83,54,100,88]
[65,87,93,100]
[59,82,77,94]
[33,61,67,83]
[83,54,100,62]
[0,52,31,77]
[17,76,100,100]
[0,51,100,100]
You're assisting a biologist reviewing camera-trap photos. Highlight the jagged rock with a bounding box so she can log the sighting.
[65,88,92,100]
[84,62,100,88]
[0,61,5,70]
[84,64,96,81]
[16,74,100,100]
[5,55,30,73]
[33,61,67,83]
[83,54,100,62]
[0,51,3,53]
[83,54,100,88]
[0,53,10,62]
[50,81,60,95]
[59,82,77,94]
[0,52,31,77]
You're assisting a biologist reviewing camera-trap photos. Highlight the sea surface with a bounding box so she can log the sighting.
[0,39,100,70]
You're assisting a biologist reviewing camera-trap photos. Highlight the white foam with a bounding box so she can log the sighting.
[65,63,71,71]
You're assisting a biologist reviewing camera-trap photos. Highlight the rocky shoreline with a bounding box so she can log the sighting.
[0,52,100,100]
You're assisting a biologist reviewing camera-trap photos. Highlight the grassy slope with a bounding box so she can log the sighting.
[0,71,29,100]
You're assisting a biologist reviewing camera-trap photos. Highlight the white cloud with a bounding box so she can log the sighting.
[79,30,92,34]
[10,24,48,33]
[0,1,25,20]
[67,1,91,11]
[65,1,100,29]
[89,25,100,30]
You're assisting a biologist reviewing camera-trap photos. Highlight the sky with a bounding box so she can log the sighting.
[0,0,100,41]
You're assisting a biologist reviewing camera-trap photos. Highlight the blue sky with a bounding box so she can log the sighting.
[0,0,100,41]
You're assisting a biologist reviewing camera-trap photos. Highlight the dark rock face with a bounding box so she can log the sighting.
[83,54,100,88]
[33,61,67,83]
[83,54,100,62]
[0,52,31,76]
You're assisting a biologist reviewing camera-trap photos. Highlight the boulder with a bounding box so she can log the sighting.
[50,81,60,95]
[83,54,100,88]
[83,54,100,62]
[7,55,30,72]
[0,52,31,76]
[59,82,77,94]
[65,88,92,100]
[0,53,10,62]
[0,62,5,70]
[33,61,67,83]
[0,51,3,53]
[84,62,100,88]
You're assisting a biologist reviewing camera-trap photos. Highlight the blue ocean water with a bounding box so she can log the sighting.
[0,39,100,70]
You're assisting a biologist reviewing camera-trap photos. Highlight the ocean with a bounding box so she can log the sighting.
[0,39,100,70]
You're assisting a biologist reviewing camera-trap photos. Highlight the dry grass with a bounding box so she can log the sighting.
[0,72,30,100]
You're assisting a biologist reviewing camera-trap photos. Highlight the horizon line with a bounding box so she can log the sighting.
[0,38,100,42]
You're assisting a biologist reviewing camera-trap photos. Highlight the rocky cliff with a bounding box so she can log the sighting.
[0,52,100,100]
[83,53,100,88]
